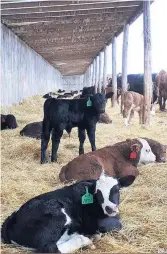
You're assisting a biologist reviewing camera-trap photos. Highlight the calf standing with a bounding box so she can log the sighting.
[155,70,167,111]
[1,173,135,253]
[122,91,144,126]
[41,93,106,164]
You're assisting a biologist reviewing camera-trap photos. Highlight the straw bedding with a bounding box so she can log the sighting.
[1,95,167,253]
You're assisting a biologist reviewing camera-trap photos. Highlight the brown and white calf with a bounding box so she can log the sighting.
[59,138,157,183]
[122,91,156,127]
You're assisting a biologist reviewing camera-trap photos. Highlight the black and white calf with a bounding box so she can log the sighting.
[41,93,107,164]
[1,173,135,253]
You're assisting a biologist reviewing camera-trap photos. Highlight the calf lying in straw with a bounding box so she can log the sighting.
[59,138,157,183]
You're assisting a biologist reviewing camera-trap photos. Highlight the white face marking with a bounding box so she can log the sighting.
[57,230,93,253]
[95,174,119,217]
[137,138,156,164]
[61,208,72,226]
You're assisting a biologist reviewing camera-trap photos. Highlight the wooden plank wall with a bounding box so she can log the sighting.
[62,75,84,92]
[1,24,63,107]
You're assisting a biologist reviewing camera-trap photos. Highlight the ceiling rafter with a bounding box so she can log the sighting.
[1,0,147,75]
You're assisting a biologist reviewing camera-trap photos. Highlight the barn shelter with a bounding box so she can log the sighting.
[1,0,153,124]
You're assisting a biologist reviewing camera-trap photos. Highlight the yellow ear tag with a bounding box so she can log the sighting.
[87,97,92,107]
[82,187,93,205]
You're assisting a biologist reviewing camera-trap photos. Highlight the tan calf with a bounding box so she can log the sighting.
[122,91,144,126]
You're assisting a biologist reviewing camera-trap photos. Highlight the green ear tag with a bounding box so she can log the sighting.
[87,97,92,107]
[82,187,93,205]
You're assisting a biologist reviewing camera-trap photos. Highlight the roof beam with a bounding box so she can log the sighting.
[8,20,124,34]
[2,11,130,25]
[11,23,121,37]
[2,6,136,19]
[1,1,140,14]
[17,28,118,41]
[1,1,141,9]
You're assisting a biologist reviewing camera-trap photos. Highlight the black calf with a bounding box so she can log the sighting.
[41,93,107,164]
[1,114,18,130]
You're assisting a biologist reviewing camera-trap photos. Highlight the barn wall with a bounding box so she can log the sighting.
[62,75,84,92]
[1,24,63,107]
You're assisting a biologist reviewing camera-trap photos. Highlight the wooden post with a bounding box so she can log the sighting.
[92,61,95,86]
[112,37,117,107]
[142,0,152,125]
[102,47,107,93]
[121,24,129,113]
[98,52,102,93]
[95,55,99,93]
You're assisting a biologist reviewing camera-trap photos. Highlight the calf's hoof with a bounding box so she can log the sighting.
[40,159,48,164]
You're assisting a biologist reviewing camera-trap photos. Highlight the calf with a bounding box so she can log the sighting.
[143,137,166,162]
[43,92,57,99]
[20,122,42,139]
[122,91,144,126]
[41,93,107,164]
[155,70,167,111]
[1,114,18,130]
[59,138,156,183]
[1,173,135,253]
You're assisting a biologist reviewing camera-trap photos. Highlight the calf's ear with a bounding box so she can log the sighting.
[118,175,136,188]
[131,143,140,153]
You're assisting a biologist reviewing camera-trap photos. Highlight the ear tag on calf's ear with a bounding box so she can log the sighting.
[82,187,93,205]
[87,97,92,107]
[130,151,137,159]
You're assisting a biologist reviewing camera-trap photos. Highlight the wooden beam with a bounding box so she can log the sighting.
[10,24,121,37]
[102,46,107,91]
[98,52,103,92]
[111,37,117,107]
[2,7,136,19]
[1,1,141,10]
[2,11,133,25]
[121,23,129,113]
[1,2,141,15]
[95,56,98,93]
[142,0,152,125]
[8,20,124,34]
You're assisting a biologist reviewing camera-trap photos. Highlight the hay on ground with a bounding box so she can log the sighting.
[1,95,167,253]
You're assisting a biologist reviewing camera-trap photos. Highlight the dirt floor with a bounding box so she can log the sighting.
[1,95,167,254]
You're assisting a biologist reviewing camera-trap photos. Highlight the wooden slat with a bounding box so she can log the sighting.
[2,11,130,25]
[1,1,140,14]
[1,1,141,9]
[2,6,136,19]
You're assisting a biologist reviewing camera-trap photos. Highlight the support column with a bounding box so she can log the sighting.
[142,0,152,125]
[102,46,108,93]
[92,60,95,86]
[98,52,102,93]
[95,56,99,93]
[111,37,117,107]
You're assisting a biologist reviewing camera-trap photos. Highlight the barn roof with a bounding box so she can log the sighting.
[1,0,146,76]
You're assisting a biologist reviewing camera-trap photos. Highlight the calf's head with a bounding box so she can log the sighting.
[91,93,107,114]
[6,114,18,129]
[123,138,156,166]
[95,172,135,217]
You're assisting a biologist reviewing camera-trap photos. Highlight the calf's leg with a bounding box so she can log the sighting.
[41,120,51,164]
[57,232,94,253]
[162,97,166,111]
[78,128,86,154]
[87,126,96,152]
[51,129,63,162]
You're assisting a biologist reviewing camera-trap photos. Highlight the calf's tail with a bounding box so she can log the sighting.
[1,212,16,244]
